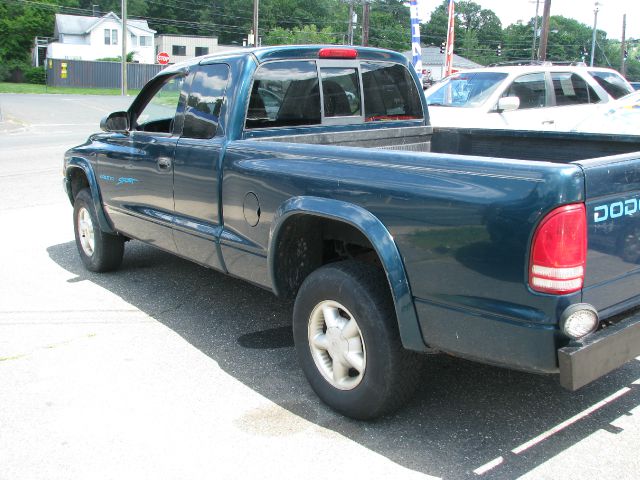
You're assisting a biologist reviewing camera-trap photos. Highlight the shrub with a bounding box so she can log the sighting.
[24,66,46,84]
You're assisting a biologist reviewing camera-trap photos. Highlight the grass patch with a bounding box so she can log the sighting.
[0,83,140,96]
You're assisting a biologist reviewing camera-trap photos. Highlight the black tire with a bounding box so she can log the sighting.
[73,188,124,272]
[293,261,422,420]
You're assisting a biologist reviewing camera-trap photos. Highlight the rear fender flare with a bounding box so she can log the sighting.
[269,196,426,352]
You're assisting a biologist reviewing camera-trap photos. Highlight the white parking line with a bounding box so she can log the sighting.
[473,382,636,476]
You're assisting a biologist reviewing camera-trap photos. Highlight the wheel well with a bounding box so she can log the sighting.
[68,167,90,202]
[272,215,383,299]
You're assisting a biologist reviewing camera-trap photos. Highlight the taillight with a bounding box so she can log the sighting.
[529,204,587,294]
[318,48,358,59]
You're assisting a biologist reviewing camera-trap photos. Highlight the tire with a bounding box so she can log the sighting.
[293,261,422,420]
[73,188,124,272]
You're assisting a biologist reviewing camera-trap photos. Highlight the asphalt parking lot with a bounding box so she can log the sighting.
[0,93,639,480]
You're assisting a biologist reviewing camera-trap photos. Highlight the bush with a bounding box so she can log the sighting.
[0,60,30,82]
[24,66,46,84]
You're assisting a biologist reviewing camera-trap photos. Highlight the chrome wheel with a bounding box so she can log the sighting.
[77,206,95,257]
[308,300,366,390]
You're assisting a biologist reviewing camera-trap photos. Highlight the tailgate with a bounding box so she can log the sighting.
[577,152,640,318]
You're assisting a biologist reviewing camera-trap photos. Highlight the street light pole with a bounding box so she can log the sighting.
[537,0,551,61]
[590,2,600,67]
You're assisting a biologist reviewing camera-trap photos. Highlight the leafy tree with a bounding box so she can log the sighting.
[264,24,339,45]
[420,0,502,64]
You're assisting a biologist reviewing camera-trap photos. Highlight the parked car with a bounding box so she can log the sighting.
[64,46,640,419]
[571,90,640,134]
[630,81,640,90]
[425,64,634,130]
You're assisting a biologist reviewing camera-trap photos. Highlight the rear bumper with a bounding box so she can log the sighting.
[558,308,640,390]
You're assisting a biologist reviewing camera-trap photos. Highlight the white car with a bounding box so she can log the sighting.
[424,64,634,131]
[571,90,640,135]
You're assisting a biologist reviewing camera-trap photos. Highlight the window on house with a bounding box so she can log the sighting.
[195,47,209,57]
[104,29,118,45]
[131,35,137,47]
[172,45,186,56]
[139,36,151,47]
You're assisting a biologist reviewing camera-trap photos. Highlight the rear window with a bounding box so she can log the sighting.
[589,71,633,99]
[245,61,321,129]
[361,63,423,121]
[245,60,423,129]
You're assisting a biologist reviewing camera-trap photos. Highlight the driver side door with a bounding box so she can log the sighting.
[98,73,187,252]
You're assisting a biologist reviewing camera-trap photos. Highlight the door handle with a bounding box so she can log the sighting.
[158,157,172,169]
[542,119,555,125]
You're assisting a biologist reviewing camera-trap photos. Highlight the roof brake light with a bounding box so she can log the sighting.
[318,48,358,59]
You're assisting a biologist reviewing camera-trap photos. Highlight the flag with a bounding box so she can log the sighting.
[409,0,423,80]
[444,0,455,77]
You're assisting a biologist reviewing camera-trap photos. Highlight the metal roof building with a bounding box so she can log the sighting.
[403,46,483,80]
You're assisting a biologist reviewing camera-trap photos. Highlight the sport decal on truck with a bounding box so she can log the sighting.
[593,198,639,223]
[99,175,140,186]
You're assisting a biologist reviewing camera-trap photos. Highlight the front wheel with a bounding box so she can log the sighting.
[73,188,124,272]
[293,261,422,419]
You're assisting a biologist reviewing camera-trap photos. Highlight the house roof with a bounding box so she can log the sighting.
[54,12,155,35]
[403,46,483,69]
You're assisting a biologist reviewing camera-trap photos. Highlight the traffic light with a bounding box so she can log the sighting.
[579,46,588,61]
[440,42,445,54]
[624,49,629,60]
[496,44,502,56]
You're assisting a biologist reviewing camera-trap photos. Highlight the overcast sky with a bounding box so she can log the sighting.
[418,1,640,41]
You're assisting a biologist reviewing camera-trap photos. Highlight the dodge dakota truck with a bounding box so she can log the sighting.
[63,46,640,419]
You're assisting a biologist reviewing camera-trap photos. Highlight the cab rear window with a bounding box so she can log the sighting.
[245,60,423,130]
[361,63,423,122]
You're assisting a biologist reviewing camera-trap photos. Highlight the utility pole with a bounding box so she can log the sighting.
[347,3,354,45]
[121,0,127,96]
[253,0,259,47]
[590,2,600,67]
[531,0,540,60]
[362,1,370,47]
[621,14,627,77]
[537,0,551,61]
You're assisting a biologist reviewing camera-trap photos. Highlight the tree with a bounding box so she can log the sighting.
[420,0,502,65]
[264,24,339,45]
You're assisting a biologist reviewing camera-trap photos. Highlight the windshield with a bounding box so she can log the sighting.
[426,72,508,108]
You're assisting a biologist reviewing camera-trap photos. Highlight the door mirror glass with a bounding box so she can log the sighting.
[100,111,129,132]
[497,96,520,113]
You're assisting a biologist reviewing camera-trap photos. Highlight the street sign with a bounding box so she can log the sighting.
[157,52,170,65]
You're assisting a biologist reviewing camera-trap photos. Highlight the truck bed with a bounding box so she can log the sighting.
[252,125,640,162]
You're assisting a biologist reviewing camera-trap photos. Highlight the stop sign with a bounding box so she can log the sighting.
[157,52,170,65]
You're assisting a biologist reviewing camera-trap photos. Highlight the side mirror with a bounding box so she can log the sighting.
[496,96,520,113]
[100,111,130,132]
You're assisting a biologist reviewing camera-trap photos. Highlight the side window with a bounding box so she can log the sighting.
[320,67,361,117]
[182,65,229,139]
[245,61,320,129]
[551,73,599,105]
[504,73,547,109]
[134,75,184,133]
[361,63,423,121]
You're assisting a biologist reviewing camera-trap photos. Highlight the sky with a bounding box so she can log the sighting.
[419,1,640,41]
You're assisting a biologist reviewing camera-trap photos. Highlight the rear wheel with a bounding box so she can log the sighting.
[293,261,422,419]
[73,188,124,272]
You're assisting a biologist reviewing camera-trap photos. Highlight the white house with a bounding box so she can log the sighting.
[47,12,156,64]
[155,35,238,64]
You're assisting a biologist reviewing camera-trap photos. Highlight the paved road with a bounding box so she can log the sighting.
[1,93,639,480]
